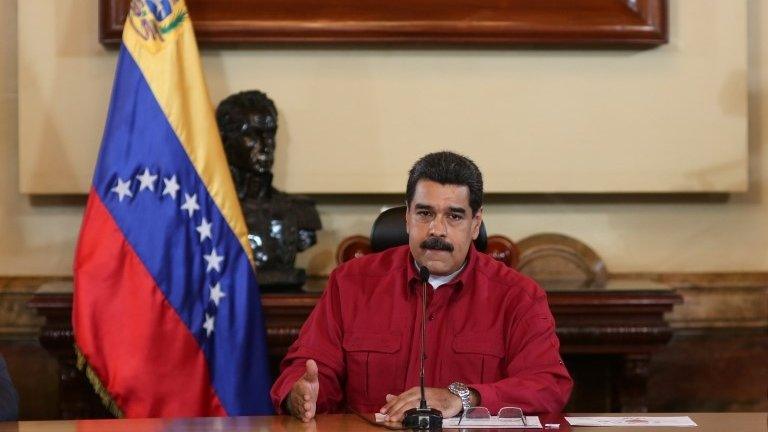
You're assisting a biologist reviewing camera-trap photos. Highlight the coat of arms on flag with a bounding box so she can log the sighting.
[73,0,273,418]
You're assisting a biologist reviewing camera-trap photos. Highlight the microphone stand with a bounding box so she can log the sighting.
[402,266,443,430]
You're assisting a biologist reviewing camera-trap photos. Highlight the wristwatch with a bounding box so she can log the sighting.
[448,381,472,413]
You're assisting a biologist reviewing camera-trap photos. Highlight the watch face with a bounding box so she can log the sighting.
[449,382,468,395]
[449,382,471,411]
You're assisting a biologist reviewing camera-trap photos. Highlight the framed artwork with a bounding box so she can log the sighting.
[100,0,667,47]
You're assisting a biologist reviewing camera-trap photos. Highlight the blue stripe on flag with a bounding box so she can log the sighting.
[91,46,273,415]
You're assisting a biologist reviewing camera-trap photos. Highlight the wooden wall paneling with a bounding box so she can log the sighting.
[647,328,768,412]
[8,273,767,418]
[0,341,60,420]
[29,280,681,415]
[26,285,111,420]
[0,279,60,420]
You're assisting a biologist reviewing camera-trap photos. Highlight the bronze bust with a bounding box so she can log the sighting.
[216,90,321,290]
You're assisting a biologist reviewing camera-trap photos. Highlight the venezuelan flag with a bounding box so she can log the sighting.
[73,0,272,417]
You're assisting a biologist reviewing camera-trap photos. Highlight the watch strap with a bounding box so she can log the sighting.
[448,382,472,412]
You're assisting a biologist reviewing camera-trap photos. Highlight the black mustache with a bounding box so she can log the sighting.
[420,237,454,252]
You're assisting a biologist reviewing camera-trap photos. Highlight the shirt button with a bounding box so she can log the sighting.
[428,314,436,320]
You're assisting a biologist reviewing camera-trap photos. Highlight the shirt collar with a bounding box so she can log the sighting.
[407,243,478,291]
[413,259,465,289]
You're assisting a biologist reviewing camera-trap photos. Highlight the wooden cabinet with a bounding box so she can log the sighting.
[30,279,680,418]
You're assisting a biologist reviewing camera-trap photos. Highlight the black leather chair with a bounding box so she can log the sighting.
[369,206,488,252]
[336,206,516,267]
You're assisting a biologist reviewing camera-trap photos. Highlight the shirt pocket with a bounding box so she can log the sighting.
[343,332,402,403]
[450,334,506,384]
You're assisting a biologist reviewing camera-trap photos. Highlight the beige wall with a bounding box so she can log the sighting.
[3,1,768,276]
[18,1,747,194]
[0,0,84,275]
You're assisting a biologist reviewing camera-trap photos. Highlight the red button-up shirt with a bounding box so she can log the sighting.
[270,244,572,415]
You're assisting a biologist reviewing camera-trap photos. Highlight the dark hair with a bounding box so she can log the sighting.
[215,90,277,142]
[406,151,483,214]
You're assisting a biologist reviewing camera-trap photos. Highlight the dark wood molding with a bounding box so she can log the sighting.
[99,0,668,47]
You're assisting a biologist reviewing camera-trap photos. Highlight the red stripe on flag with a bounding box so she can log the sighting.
[73,189,226,418]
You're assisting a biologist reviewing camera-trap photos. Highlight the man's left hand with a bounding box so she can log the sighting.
[378,387,462,422]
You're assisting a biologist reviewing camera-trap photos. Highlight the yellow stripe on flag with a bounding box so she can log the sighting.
[121,1,254,267]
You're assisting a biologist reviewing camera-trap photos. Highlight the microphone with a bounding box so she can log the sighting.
[419,265,430,284]
[402,266,443,430]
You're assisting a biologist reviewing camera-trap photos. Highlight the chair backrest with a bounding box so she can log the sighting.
[369,206,488,252]
[516,232,607,289]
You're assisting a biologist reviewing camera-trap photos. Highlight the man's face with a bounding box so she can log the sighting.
[406,179,482,276]
[228,108,277,175]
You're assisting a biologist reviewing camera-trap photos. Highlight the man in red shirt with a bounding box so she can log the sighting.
[271,151,573,422]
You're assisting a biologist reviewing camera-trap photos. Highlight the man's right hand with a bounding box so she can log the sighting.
[286,359,320,422]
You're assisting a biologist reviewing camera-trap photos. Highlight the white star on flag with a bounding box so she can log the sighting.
[136,168,158,192]
[111,178,133,202]
[180,192,200,218]
[209,282,226,306]
[203,313,215,337]
[162,175,180,199]
[196,217,213,242]
[203,248,224,273]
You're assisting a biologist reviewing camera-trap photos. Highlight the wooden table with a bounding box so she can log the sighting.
[29,278,682,419]
[1,413,765,432]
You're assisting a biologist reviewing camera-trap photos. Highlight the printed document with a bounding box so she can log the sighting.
[442,415,542,429]
[565,416,697,427]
